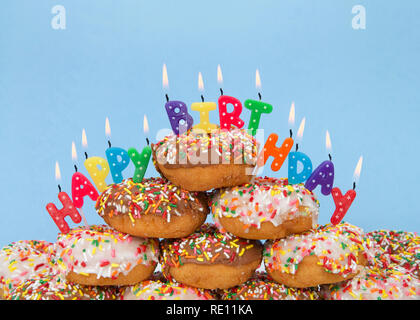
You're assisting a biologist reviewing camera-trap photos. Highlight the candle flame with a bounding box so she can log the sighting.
[297,117,306,140]
[217,64,223,85]
[198,72,204,91]
[55,161,61,182]
[71,141,77,162]
[255,69,261,90]
[326,130,332,151]
[82,129,88,149]
[288,101,295,126]
[353,156,363,181]
[162,63,169,89]
[105,117,111,138]
[143,114,149,135]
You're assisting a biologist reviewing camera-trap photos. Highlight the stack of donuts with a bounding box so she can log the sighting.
[1,128,419,300]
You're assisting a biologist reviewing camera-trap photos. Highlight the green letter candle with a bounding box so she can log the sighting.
[128,146,151,183]
[244,99,273,136]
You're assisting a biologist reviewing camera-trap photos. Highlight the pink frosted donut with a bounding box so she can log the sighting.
[54,225,159,286]
[0,240,55,298]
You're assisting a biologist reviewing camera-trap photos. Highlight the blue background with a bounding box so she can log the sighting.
[0,0,419,246]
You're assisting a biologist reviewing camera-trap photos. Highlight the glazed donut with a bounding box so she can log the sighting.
[54,225,159,286]
[6,274,124,300]
[152,128,258,191]
[122,278,216,300]
[264,222,370,288]
[366,230,419,277]
[321,265,420,300]
[0,240,55,298]
[211,177,319,239]
[160,224,263,290]
[221,272,320,300]
[95,178,209,238]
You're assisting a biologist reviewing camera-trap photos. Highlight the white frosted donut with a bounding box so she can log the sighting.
[54,225,159,281]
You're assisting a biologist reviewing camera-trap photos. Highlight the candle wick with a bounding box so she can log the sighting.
[58,184,62,193]
[165,94,169,102]
[296,143,299,152]
[353,182,356,190]
[108,140,112,148]
[258,92,262,101]
[84,152,88,160]
[146,138,150,146]
[201,95,204,102]
[220,88,224,96]
[328,153,332,161]
[289,129,293,138]
[74,164,78,172]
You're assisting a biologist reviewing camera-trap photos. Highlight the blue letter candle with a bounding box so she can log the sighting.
[106,147,130,184]
[288,151,313,185]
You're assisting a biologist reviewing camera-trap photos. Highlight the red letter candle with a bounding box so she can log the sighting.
[257,133,294,171]
[330,187,356,225]
[218,95,245,130]
[46,192,82,234]
[71,172,99,208]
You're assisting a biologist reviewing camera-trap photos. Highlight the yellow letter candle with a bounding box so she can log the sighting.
[84,156,110,193]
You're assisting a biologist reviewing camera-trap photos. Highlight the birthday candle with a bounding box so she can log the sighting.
[244,70,273,136]
[257,133,294,171]
[106,147,130,184]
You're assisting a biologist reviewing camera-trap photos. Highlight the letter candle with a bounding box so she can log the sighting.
[71,142,98,227]
[46,161,82,234]
[288,117,313,184]
[104,117,131,184]
[244,69,273,136]
[217,64,245,130]
[191,72,218,133]
[330,156,363,225]
[128,115,152,183]
[83,128,110,193]
[305,130,335,195]
[163,64,193,135]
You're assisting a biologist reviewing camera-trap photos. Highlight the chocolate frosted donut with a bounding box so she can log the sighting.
[221,272,321,300]
[264,222,370,288]
[54,225,159,286]
[152,128,258,191]
[160,224,263,290]
[95,178,209,238]
[212,177,319,239]
[7,274,124,300]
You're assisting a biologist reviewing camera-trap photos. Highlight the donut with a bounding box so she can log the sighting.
[211,177,319,239]
[6,274,124,300]
[264,222,370,288]
[122,278,216,300]
[160,223,263,290]
[54,225,159,286]
[366,230,419,277]
[95,178,209,238]
[221,272,321,300]
[152,128,258,191]
[321,265,420,300]
[0,240,55,298]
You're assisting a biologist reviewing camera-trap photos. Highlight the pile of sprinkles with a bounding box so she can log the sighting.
[322,265,420,300]
[212,176,320,231]
[160,224,262,279]
[264,222,368,276]
[221,272,320,300]
[7,274,124,300]
[0,240,56,294]
[366,230,419,277]
[123,279,215,300]
[95,177,207,224]
[153,128,259,166]
[53,225,159,280]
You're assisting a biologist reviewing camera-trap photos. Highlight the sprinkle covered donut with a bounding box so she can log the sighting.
[212,177,319,239]
[152,128,258,191]
[6,274,124,300]
[264,222,370,288]
[95,178,209,238]
[321,265,420,300]
[122,278,216,300]
[0,240,55,298]
[221,272,321,300]
[160,224,263,290]
[54,225,159,286]
[366,230,419,277]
